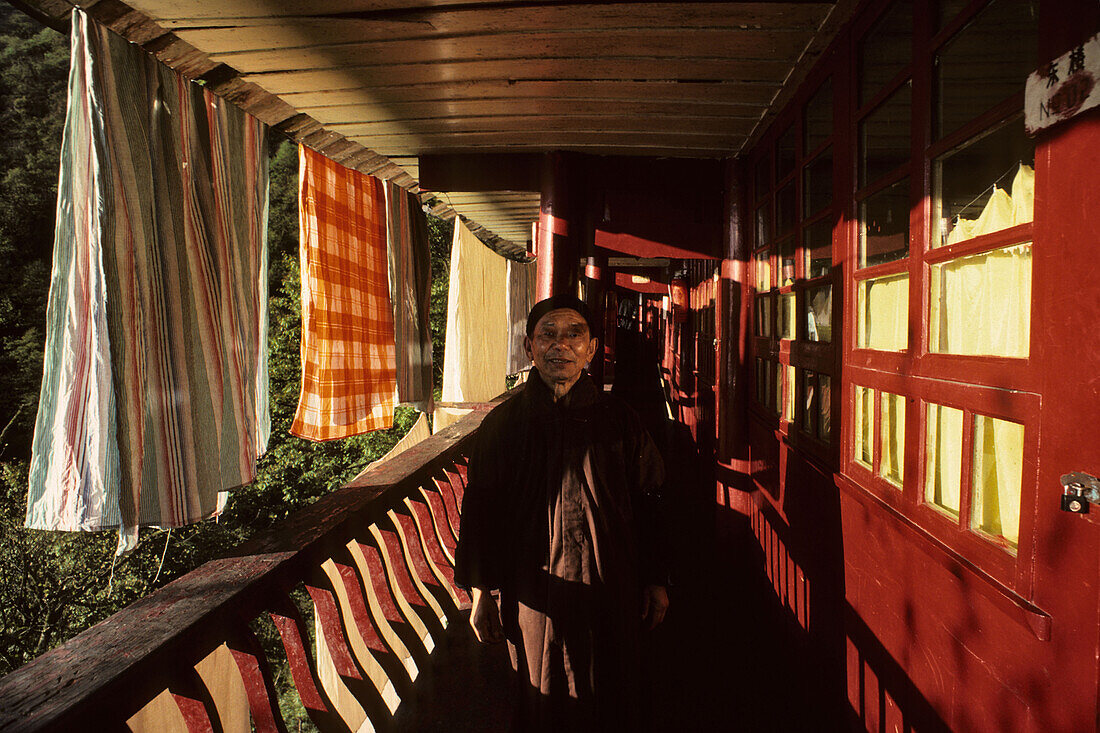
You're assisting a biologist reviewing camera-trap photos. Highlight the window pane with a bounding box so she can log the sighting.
[804,219,833,279]
[879,391,906,487]
[819,374,831,440]
[924,402,963,516]
[785,365,796,421]
[860,178,910,268]
[805,284,832,342]
[776,183,796,238]
[934,119,1034,247]
[929,243,1031,357]
[777,125,797,180]
[858,273,909,351]
[803,147,833,218]
[774,361,784,416]
[860,83,912,188]
[754,156,770,200]
[972,415,1024,548]
[755,358,766,403]
[756,203,772,246]
[858,0,913,104]
[854,385,874,467]
[802,370,815,434]
[779,238,795,286]
[805,78,833,152]
[754,249,771,291]
[755,294,772,337]
[765,359,775,408]
[778,292,796,339]
[935,0,1038,138]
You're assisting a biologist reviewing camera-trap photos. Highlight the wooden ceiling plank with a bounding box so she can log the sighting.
[161,3,832,36]
[280,80,780,107]
[210,30,814,74]
[243,59,794,93]
[327,115,758,136]
[298,98,763,123]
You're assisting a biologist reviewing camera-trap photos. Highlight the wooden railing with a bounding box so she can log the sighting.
[0,399,506,733]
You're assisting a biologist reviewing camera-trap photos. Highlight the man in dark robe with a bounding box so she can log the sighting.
[455,294,669,732]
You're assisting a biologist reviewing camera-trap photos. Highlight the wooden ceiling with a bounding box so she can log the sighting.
[16,0,855,256]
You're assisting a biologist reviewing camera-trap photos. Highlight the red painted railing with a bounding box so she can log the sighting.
[0,399,505,733]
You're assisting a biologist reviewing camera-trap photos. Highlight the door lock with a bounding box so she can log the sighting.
[1060,472,1100,514]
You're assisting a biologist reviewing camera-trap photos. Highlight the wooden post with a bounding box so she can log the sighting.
[717,156,750,467]
[536,151,581,299]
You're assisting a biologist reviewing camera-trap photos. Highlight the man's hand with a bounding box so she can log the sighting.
[642,584,669,630]
[470,587,504,643]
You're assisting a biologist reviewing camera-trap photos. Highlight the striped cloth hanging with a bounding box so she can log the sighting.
[505,259,537,375]
[291,146,396,440]
[27,10,270,550]
[384,181,434,412]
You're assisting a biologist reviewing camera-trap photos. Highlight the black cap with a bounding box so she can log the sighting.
[525,295,594,338]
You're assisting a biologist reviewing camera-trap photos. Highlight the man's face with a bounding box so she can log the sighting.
[525,308,598,390]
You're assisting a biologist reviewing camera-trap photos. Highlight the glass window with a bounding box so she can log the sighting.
[854,385,875,468]
[754,156,771,200]
[934,119,1034,247]
[805,78,833,152]
[935,0,1038,139]
[929,243,1031,358]
[756,358,767,403]
[857,273,909,351]
[777,125,797,180]
[755,294,773,337]
[858,0,913,104]
[776,183,797,238]
[774,361,785,416]
[755,249,772,291]
[785,365,796,421]
[804,219,833,279]
[803,148,833,217]
[756,203,772,246]
[860,178,910,268]
[778,292,796,339]
[860,82,912,188]
[972,414,1024,548]
[819,375,832,440]
[805,284,832,342]
[924,402,963,516]
[879,391,906,487]
[802,371,816,435]
[779,238,796,286]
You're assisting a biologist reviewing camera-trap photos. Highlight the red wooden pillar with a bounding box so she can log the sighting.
[583,251,608,386]
[536,151,582,299]
[717,156,751,468]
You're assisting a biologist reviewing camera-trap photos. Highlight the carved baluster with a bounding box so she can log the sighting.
[168,665,220,733]
[430,469,462,547]
[369,520,441,654]
[407,494,470,609]
[225,621,290,733]
[389,508,459,624]
[268,592,352,733]
[420,480,458,564]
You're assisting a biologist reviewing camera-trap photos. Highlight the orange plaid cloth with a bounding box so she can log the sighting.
[291,145,396,441]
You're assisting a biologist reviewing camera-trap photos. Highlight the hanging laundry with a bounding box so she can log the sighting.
[384,181,434,412]
[505,259,537,375]
[439,219,509,407]
[292,146,396,441]
[27,10,270,551]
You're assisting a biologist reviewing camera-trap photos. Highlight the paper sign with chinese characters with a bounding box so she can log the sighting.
[1026,32,1100,135]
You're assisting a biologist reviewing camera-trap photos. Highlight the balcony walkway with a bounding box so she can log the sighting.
[399,327,839,732]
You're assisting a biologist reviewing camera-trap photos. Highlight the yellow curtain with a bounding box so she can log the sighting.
[972,415,1024,546]
[854,386,874,467]
[878,392,905,486]
[924,403,963,514]
[945,164,1034,246]
[859,274,909,350]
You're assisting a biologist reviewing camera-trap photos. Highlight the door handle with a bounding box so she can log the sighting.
[1060,472,1100,513]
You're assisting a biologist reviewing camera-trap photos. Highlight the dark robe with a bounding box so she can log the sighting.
[455,370,667,732]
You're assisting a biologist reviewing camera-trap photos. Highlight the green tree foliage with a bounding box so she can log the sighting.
[0,3,454,682]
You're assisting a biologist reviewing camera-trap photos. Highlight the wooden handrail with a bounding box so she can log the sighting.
[0,394,508,733]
